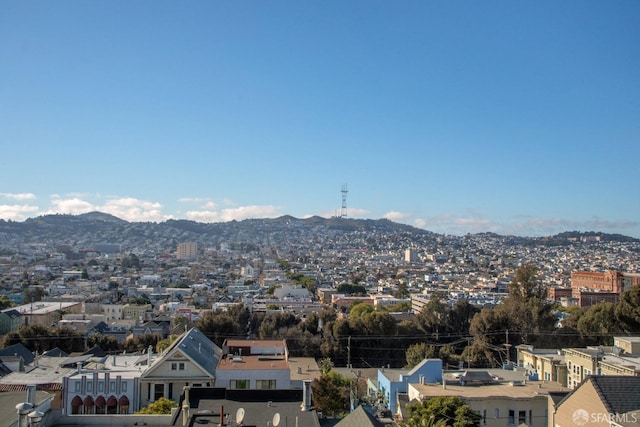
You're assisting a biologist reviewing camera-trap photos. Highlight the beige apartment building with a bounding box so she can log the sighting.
[176,241,198,260]
[564,347,604,390]
[517,345,568,387]
[408,370,568,427]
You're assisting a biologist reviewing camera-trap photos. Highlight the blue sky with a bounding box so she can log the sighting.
[1,1,639,237]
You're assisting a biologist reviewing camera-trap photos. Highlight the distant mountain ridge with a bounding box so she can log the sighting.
[0,212,636,250]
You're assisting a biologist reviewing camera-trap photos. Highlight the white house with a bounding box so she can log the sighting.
[139,328,222,405]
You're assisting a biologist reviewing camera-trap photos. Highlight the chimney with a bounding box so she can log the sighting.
[301,380,312,411]
[26,385,36,405]
[147,345,153,366]
[15,402,33,427]
[76,362,82,375]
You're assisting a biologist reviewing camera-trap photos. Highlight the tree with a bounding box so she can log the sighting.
[0,295,14,310]
[406,342,438,368]
[87,333,121,353]
[337,283,367,295]
[616,286,640,332]
[349,302,374,318]
[23,287,46,304]
[3,324,85,354]
[404,396,481,427]
[136,397,178,414]
[577,302,622,341]
[125,334,159,353]
[311,371,350,417]
[415,293,449,338]
[508,262,546,301]
[156,335,178,353]
[195,310,245,347]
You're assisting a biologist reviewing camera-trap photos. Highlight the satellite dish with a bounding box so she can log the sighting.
[236,407,245,424]
[272,412,280,427]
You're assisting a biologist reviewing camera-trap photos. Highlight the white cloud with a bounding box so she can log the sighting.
[383,211,410,221]
[0,204,40,221]
[415,212,499,235]
[99,197,171,222]
[414,218,427,228]
[46,197,96,215]
[186,205,282,223]
[178,197,207,203]
[0,192,37,201]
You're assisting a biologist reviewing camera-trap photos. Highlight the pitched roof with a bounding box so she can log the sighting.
[0,343,34,365]
[589,376,640,415]
[42,347,68,357]
[145,327,222,378]
[335,405,385,427]
[176,328,221,376]
[1,309,22,319]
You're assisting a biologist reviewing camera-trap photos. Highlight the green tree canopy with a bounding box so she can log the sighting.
[311,371,350,417]
[404,396,481,427]
[136,397,178,414]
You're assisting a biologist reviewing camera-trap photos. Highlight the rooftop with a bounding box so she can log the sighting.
[216,354,289,371]
[412,378,567,399]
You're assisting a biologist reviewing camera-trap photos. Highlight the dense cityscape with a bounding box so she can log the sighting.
[0,213,639,426]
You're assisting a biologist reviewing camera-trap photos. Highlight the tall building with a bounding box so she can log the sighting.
[176,241,198,260]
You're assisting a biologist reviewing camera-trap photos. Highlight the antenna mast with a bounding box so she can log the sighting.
[341,183,348,218]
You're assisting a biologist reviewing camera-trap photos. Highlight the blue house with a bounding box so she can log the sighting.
[376,358,443,414]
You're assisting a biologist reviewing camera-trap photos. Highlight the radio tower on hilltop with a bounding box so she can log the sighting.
[341,183,348,218]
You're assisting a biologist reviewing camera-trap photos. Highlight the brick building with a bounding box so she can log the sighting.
[570,271,640,307]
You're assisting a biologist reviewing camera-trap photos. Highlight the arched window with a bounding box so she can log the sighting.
[83,396,95,415]
[118,395,130,414]
[71,396,82,415]
[107,395,118,415]
[95,396,106,415]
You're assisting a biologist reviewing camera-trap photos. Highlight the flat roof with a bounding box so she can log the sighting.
[216,355,289,371]
[10,301,81,315]
[411,380,568,399]
[288,357,320,381]
[224,339,286,348]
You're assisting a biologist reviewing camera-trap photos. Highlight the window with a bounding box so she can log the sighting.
[74,382,81,393]
[154,384,165,401]
[230,379,249,389]
[87,382,93,393]
[494,409,499,419]
[99,382,104,392]
[508,410,515,425]
[256,380,276,390]
[171,362,186,370]
[122,382,127,392]
[110,381,116,392]
[518,410,526,424]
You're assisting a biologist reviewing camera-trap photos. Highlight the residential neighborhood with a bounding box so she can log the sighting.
[0,214,639,426]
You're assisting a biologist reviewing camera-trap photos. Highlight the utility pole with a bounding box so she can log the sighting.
[347,336,351,368]
[505,330,511,364]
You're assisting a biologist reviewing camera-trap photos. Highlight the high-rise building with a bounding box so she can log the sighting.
[176,242,198,261]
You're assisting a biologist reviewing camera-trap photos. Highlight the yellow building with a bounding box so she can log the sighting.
[564,347,606,390]
[517,345,567,387]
